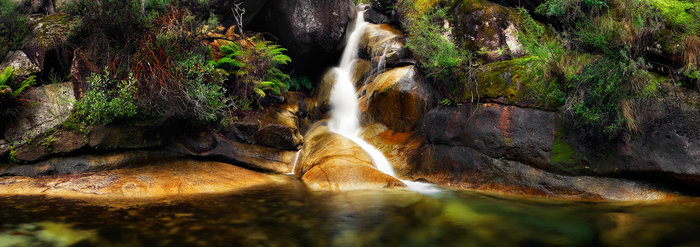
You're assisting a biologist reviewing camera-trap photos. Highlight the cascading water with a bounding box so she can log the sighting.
[287,150,301,175]
[328,9,439,194]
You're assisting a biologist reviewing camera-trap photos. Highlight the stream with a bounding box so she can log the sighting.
[1,180,699,246]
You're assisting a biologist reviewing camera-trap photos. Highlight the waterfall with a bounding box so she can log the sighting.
[287,150,301,175]
[328,10,439,194]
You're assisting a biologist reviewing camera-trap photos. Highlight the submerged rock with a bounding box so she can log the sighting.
[295,124,405,191]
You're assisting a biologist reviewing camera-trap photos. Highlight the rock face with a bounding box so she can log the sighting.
[0,160,287,199]
[3,82,74,145]
[294,124,405,191]
[360,66,435,132]
[554,86,700,191]
[424,103,555,168]
[253,0,356,77]
[1,51,40,77]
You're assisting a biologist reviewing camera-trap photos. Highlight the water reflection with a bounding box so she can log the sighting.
[1,184,699,246]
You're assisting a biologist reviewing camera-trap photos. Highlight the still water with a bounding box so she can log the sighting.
[1,179,699,247]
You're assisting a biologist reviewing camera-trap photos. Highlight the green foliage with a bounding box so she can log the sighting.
[8,145,18,163]
[41,136,55,152]
[535,0,608,19]
[290,77,313,91]
[178,55,229,123]
[0,0,31,60]
[73,70,141,125]
[0,67,35,99]
[212,37,292,100]
[404,4,467,79]
[647,0,700,34]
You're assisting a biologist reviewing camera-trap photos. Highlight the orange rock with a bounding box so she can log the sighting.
[0,160,288,199]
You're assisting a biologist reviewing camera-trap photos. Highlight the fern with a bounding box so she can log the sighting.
[0,67,35,98]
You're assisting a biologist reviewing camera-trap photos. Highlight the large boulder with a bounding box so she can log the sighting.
[0,51,40,77]
[294,123,405,191]
[359,66,435,132]
[414,144,668,200]
[3,82,74,145]
[554,84,700,191]
[423,103,555,168]
[252,0,356,77]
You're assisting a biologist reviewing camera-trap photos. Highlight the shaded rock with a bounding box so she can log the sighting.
[555,85,700,191]
[253,124,303,150]
[22,14,75,74]
[371,0,396,13]
[252,0,356,77]
[70,49,99,99]
[4,82,74,146]
[363,6,390,24]
[360,24,408,70]
[424,103,555,168]
[295,124,405,191]
[1,150,183,177]
[0,51,40,77]
[170,130,296,173]
[12,128,86,162]
[16,0,65,14]
[0,160,287,199]
[413,144,669,200]
[360,66,435,132]
[213,0,269,27]
[87,125,163,150]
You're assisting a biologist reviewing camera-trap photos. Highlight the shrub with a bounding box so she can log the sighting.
[73,70,141,125]
[404,4,467,79]
[0,0,31,60]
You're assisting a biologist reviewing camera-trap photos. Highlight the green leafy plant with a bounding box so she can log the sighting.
[41,136,55,152]
[290,77,313,91]
[73,70,141,125]
[404,4,467,79]
[0,67,35,99]
[211,37,292,101]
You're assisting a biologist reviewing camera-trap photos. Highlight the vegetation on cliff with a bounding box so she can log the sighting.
[398,0,698,141]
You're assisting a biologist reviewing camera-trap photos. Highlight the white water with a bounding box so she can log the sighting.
[328,10,439,194]
[286,150,301,175]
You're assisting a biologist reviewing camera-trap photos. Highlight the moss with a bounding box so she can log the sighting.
[35,14,75,50]
[452,57,541,104]
[647,0,700,34]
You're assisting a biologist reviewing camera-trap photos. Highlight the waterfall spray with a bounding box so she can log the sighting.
[327,9,439,194]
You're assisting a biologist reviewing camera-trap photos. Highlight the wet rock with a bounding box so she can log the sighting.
[424,103,555,168]
[360,24,408,70]
[0,160,286,199]
[295,124,405,191]
[213,0,269,27]
[352,59,372,89]
[253,0,356,77]
[360,66,435,132]
[0,51,40,77]
[4,82,74,146]
[310,69,337,122]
